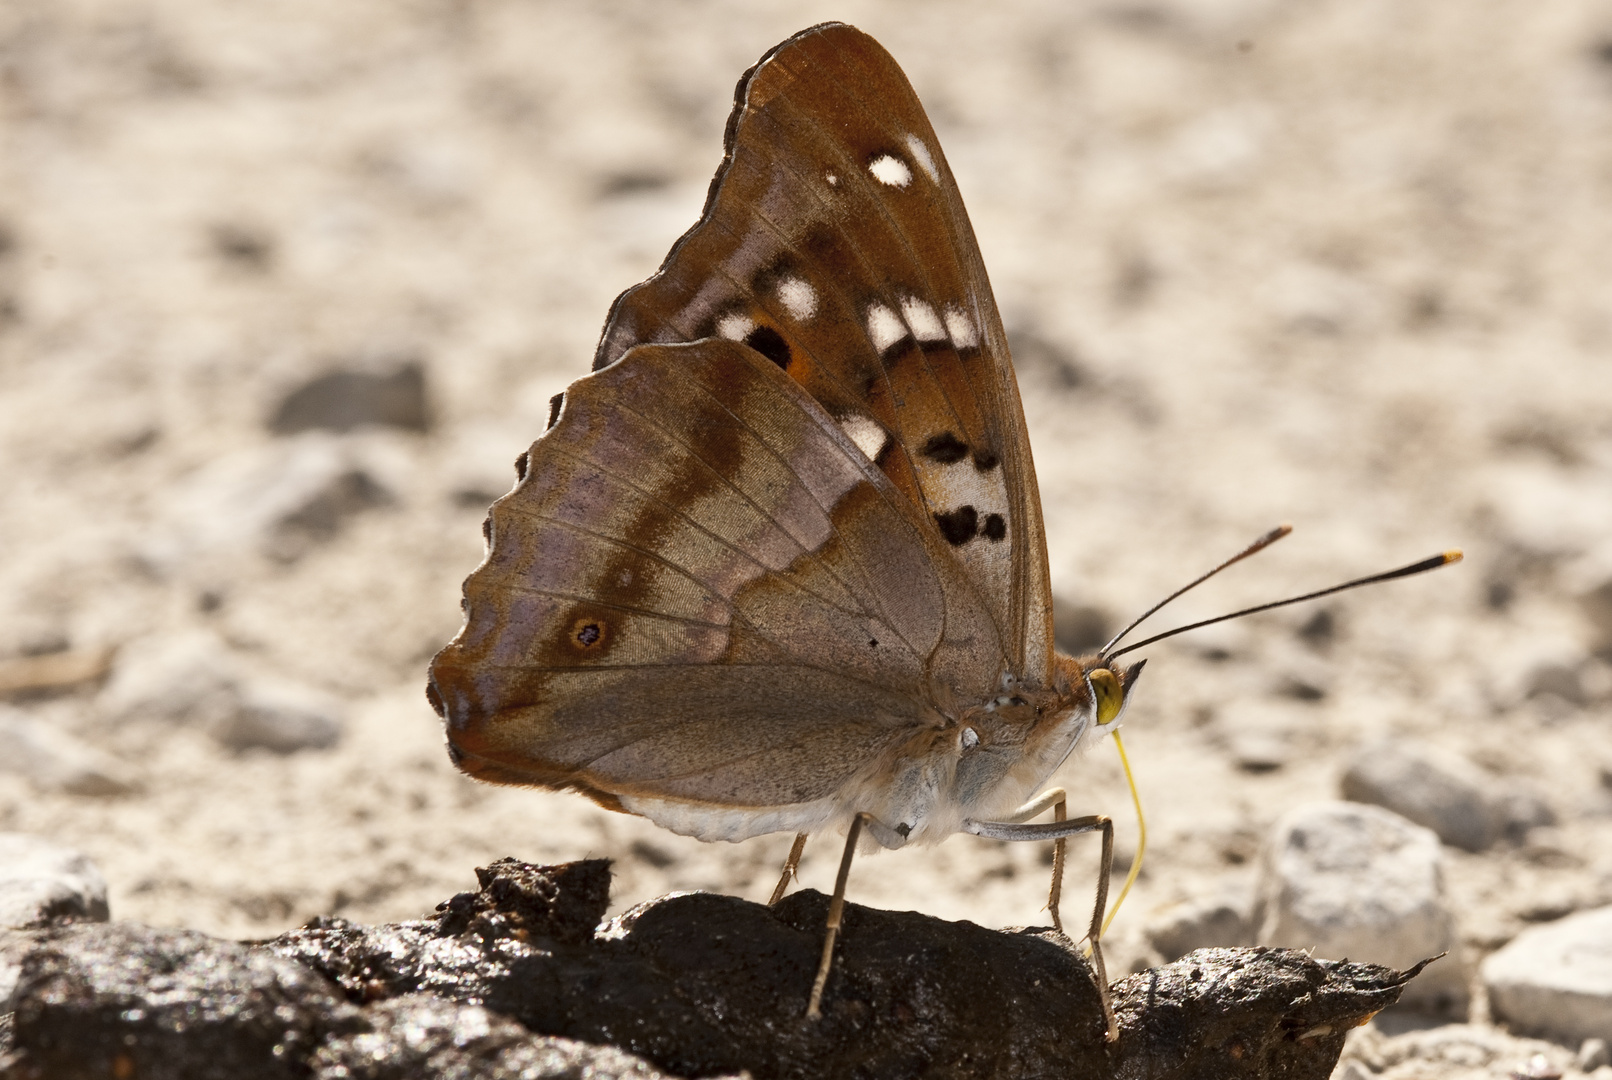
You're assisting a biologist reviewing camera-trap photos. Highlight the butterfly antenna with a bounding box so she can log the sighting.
[1100,524,1293,656]
[1106,549,1463,661]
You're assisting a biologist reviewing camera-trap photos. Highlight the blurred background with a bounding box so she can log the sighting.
[1,0,1610,1036]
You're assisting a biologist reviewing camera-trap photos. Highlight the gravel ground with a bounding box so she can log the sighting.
[2,0,1611,1069]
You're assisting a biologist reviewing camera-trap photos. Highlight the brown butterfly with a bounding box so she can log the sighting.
[427,22,1453,1036]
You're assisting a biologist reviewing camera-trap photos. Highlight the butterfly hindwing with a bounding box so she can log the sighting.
[430,338,1003,836]
[594,23,1055,686]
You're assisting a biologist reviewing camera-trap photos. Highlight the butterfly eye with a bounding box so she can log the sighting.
[1089,667,1125,727]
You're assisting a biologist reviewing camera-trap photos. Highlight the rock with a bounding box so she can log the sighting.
[2,858,1427,1079]
[147,436,395,569]
[101,633,345,753]
[213,677,343,753]
[1340,737,1507,852]
[0,833,109,929]
[1482,904,1612,1046]
[1338,1022,1576,1080]
[1229,728,1294,772]
[1499,786,1558,841]
[1145,878,1254,961]
[1254,801,1466,1013]
[269,361,431,435]
[99,631,239,726]
[1526,661,1587,706]
[1580,1038,1611,1072]
[1053,598,1112,655]
[1224,700,1301,773]
[0,706,136,795]
[1582,579,1612,659]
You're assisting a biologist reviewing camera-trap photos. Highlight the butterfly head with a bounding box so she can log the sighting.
[1056,653,1146,733]
[1088,659,1146,729]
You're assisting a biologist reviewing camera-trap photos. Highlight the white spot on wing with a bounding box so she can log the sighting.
[777,277,817,321]
[717,312,755,341]
[961,726,979,750]
[838,414,888,462]
[943,304,978,349]
[866,303,907,352]
[927,459,1006,520]
[902,298,946,342]
[868,154,912,188]
[825,170,839,187]
[904,134,939,183]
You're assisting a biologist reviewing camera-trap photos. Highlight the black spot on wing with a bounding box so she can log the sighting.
[745,324,792,370]
[546,394,565,431]
[514,450,530,480]
[983,513,1007,541]
[972,447,1000,471]
[921,432,969,464]
[934,506,978,546]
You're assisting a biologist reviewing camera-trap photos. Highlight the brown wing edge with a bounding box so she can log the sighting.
[589,21,854,372]
[433,709,629,814]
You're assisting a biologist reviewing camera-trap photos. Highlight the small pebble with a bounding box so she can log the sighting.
[0,832,109,928]
[1254,801,1465,1013]
[0,705,136,795]
[1578,1039,1610,1072]
[1483,905,1612,1047]
[1145,879,1253,961]
[268,360,431,435]
[102,633,344,753]
[1340,738,1507,852]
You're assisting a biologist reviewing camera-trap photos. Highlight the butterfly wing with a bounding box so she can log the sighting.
[594,23,1055,686]
[429,338,1003,840]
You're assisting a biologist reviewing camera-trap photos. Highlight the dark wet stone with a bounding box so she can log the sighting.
[2,858,1423,1079]
[6,922,362,1080]
[310,993,695,1080]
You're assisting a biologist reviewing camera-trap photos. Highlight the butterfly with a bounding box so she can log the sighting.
[427,21,1146,1039]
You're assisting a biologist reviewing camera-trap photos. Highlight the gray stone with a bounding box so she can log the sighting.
[1483,904,1612,1047]
[1145,878,1254,961]
[1255,801,1466,1012]
[269,360,431,435]
[102,633,344,753]
[1499,785,1557,841]
[1579,1038,1611,1072]
[146,435,395,570]
[1053,598,1112,655]
[214,677,343,753]
[1340,737,1507,852]
[1230,728,1294,772]
[1582,579,1612,658]
[1526,661,1587,706]
[0,705,136,795]
[99,630,237,728]
[0,833,109,929]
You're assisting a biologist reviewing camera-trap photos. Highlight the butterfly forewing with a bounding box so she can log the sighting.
[593,23,1054,685]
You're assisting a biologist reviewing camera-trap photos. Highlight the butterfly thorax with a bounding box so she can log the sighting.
[833,654,1105,849]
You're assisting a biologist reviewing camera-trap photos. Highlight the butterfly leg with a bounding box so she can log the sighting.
[998,787,1071,933]
[963,811,1118,1042]
[768,832,808,906]
[806,812,867,1019]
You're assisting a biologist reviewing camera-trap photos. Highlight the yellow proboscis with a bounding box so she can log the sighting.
[1102,729,1146,936]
